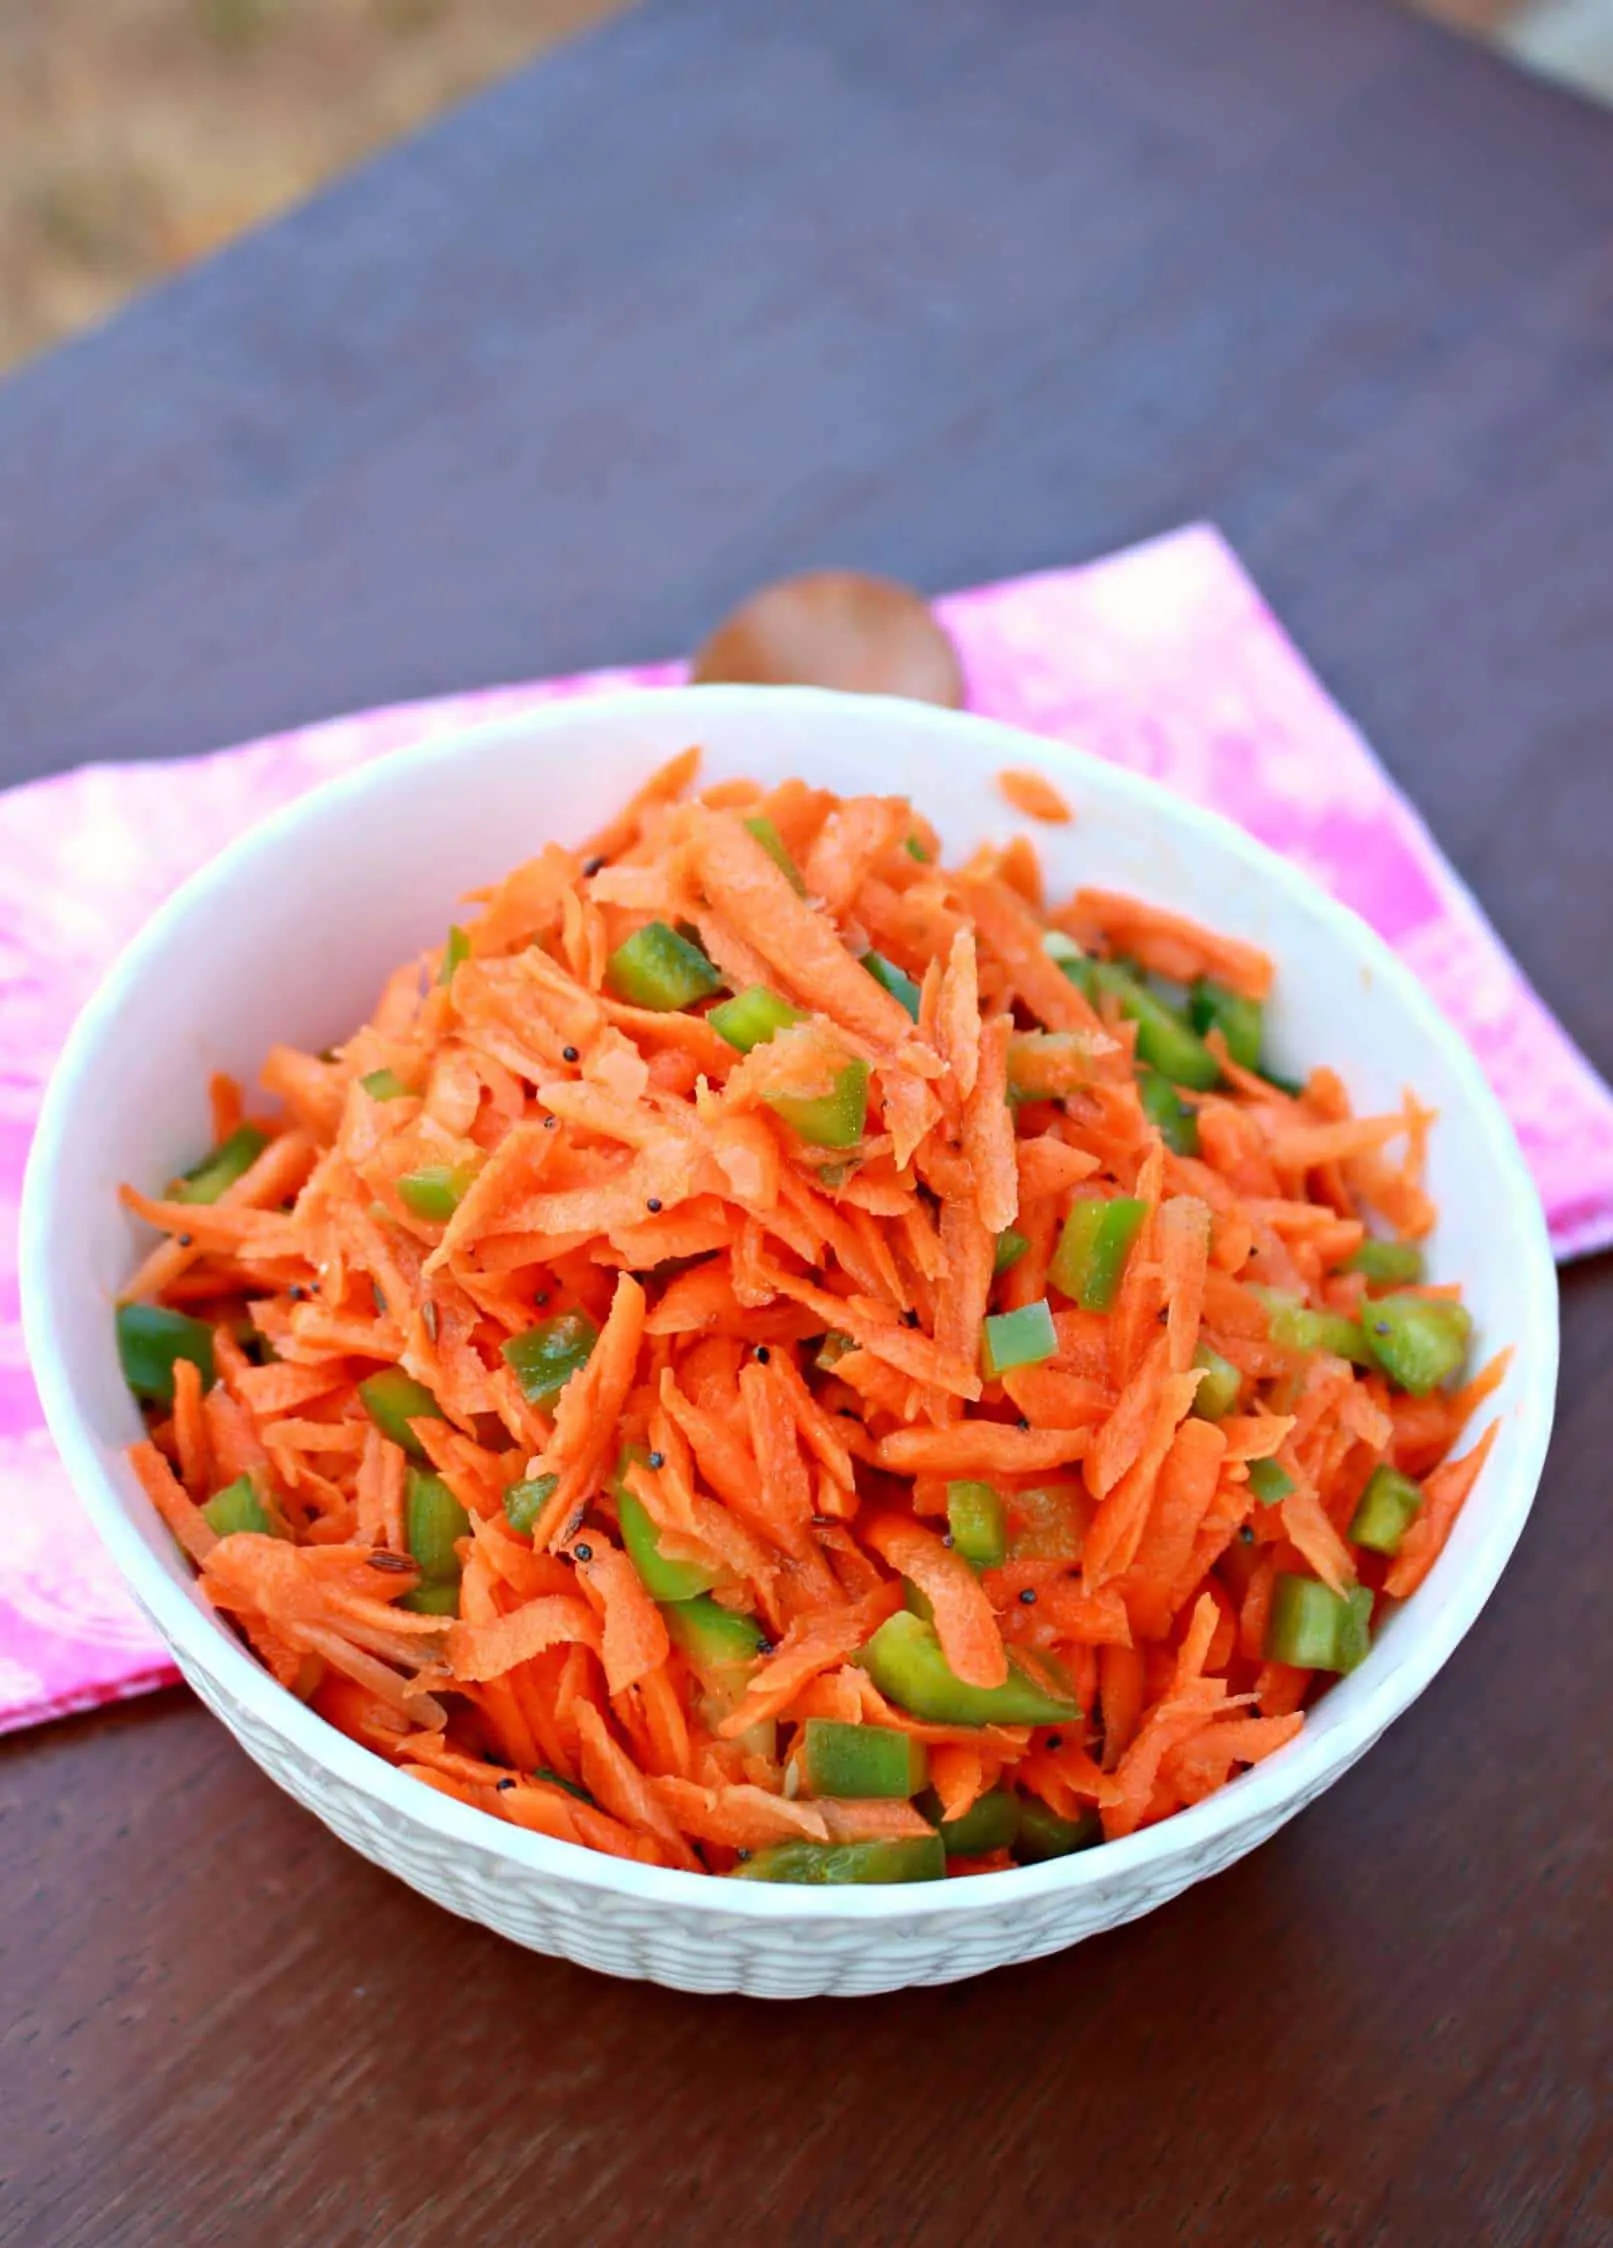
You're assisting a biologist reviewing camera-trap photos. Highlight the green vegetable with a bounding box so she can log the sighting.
[1189,977,1264,1072]
[1064,958,1220,1088]
[926,1787,1019,1857]
[729,1837,946,1885]
[358,1368,445,1460]
[502,1311,599,1408]
[503,1474,559,1536]
[1247,1457,1295,1506]
[534,1766,594,1803]
[708,985,804,1053]
[401,1580,461,1616]
[1361,1294,1472,1395]
[861,950,922,1020]
[605,920,723,1011]
[801,1720,929,1799]
[981,1299,1058,1378]
[946,1479,1007,1570]
[115,1303,216,1406]
[1343,1238,1426,1288]
[202,1474,269,1538]
[904,835,930,863]
[406,1468,469,1583]
[993,1228,1030,1277]
[1191,1343,1242,1421]
[617,1483,717,1603]
[439,925,470,985]
[663,1595,766,1674]
[1137,1067,1200,1156]
[743,813,806,892]
[765,1059,869,1149]
[1259,1291,1371,1365]
[859,1610,1079,1728]
[395,1160,480,1223]
[1264,1575,1373,1672]
[1348,1464,1424,1557]
[1015,1799,1102,1863]
[1050,1196,1147,1312]
[172,1124,269,1206]
[360,1068,413,1100]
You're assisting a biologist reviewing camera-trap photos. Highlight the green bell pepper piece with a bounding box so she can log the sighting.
[925,1787,1019,1857]
[1348,1464,1424,1556]
[202,1474,270,1538]
[1342,1238,1426,1288]
[406,1468,469,1583]
[860,1610,1079,1728]
[606,920,723,1010]
[946,1479,1008,1570]
[993,1228,1030,1277]
[707,985,804,1053]
[801,1720,929,1799]
[1137,1067,1200,1156]
[115,1302,216,1406]
[730,1836,946,1884]
[1258,1290,1372,1365]
[502,1311,599,1409]
[172,1124,269,1206]
[395,1159,480,1224]
[981,1299,1058,1378]
[663,1595,766,1675]
[1191,1342,1243,1421]
[358,1368,445,1461]
[1361,1294,1472,1395]
[744,814,807,893]
[1050,1196,1147,1312]
[1189,977,1264,1072]
[1015,1799,1102,1863]
[439,925,470,986]
[360,1067,413,1100]
[861,950,921,1021]
[904,834,930,863]
[400,1580,462,1616]
[503,1473,559,1537]
[1064,958,1220,1089]
[1265,1575,1374,1672]
[1246,1457,1296,1506]
[765,1059,870,1149]
[617,1482,717,1603]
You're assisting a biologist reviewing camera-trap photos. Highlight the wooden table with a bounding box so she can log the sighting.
[3,1,1610,2239]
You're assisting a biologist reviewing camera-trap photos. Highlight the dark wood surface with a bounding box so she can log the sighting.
[3,1,1611,2241]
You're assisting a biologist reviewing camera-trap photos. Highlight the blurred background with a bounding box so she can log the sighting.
[2,0,1611,377]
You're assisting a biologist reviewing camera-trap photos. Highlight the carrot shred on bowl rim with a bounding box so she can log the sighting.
[116,751,1502,1885]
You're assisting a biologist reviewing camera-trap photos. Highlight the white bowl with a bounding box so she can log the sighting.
[22,687,1558,1998]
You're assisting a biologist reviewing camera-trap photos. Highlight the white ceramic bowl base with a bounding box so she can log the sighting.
[22,688,1558,1998]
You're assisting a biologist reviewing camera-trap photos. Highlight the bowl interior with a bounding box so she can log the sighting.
[23,685,1558,1911]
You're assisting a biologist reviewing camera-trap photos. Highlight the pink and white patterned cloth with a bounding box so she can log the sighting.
[3,524,1609,1737]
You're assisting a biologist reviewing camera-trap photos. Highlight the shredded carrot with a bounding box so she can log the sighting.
[117,755,1499,1881]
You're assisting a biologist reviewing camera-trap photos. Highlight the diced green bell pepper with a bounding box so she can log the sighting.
[861,950,921,1021]
[1246,1457,1295,1506]
[439,925,470,986]
[981,1298,1058,1378]
[993,1228,1030,1277]
[1264,1574,1374,1672]
[1348,1464,1424,1556]
[401,1580,462,1616]
[1362,1294,1472,1395]
[406,1468,469,1583]
[358,1367,445,1460]
[1191,1342,1242,1421]
[1189,977,1264,1072]
[1343,1238,1426,1288]
[503,1473,559,1536]
[116,1302,217,1406]
[360,1067,413,1100]
[765,1060,870,1149]
[502,1311,599,1408]
[707,985,804,1053]
[606,920,723,1011]
[801,1719,929,1799]
[1138,1067,1200,1156]
[1258,1290,1371,1365]
[744,814,806,893]
[663,1595,766,1675]
[1050,1196,1147,1312]
[202,1474,270,1538]
[946,1479,1008,1570]
[617,1480,717,1603]
[1015,1799,1102,1863]
[729,1836,946,1884]
[396,1159,480,1224]
[924,1787,1019,1857]
[859,1609,1079,1728]
[172,1124,269,1206]
[1063,958,1221,1088]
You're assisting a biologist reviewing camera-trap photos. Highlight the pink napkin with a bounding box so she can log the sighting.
[3,524,1608,1738]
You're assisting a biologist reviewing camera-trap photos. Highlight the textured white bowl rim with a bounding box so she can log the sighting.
[22,685,1559,1932]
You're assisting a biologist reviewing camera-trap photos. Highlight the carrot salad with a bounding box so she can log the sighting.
[114,753,1503,1885]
